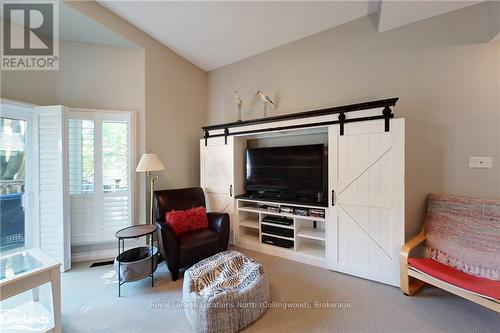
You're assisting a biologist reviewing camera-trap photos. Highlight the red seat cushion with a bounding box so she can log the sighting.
[408,258,500,300]
[166,206,209,236]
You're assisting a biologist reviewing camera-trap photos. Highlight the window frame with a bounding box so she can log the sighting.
[0,99,38,253]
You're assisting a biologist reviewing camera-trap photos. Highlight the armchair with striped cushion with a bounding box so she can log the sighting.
[400,194,500,312]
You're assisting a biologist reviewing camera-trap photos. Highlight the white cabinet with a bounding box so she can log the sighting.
[199,99,404,286]
[200,136,246,243]
[200,136,234,211]
[235,199,329,269]
[329,119,405,286]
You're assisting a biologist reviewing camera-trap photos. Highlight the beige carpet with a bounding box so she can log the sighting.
[5,247,499,332]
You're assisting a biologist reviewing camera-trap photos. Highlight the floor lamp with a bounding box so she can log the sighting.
[136,153,165,225]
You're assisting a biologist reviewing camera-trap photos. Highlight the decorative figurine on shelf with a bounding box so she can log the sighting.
[256,89,275,117]
[234,90,243,121]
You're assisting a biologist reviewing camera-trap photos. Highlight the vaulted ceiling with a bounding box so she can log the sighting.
[98,1,486,71]
[60,2,137,48]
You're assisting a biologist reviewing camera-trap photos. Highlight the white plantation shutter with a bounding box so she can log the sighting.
[68,120,83,194]
[67,119,96,244]
[37,106,71,271]
[102,121,128,192]
[101,120,130,240]
[102,195,129,240]
[66,112,133,245]
[68,195,95,244]
[68,119,94,194]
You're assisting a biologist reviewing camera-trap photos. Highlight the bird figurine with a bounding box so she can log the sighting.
[256,89,275,117]
[234,90,243,121]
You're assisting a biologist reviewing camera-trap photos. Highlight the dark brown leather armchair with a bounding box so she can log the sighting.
[153,187,230,281]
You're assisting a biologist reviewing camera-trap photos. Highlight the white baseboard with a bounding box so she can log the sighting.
[72,249,117,263]
[72,239,145,263]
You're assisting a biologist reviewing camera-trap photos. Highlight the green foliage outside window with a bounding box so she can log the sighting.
[0,118,26,195]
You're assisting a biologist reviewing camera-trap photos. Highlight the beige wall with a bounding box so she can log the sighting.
[1,40,145,111]
[55,41,145,112]
[65,1,208,194]
[207,3,500,238]
[0,70,56,106]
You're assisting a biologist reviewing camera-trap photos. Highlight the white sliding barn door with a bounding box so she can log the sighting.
[329,119,404,286]
[200,137,234,237]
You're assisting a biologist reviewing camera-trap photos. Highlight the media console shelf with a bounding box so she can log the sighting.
[236,198,328,267]
[200,98,405,286]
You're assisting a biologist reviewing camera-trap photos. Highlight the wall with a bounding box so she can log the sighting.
[1,41,145,111]
[0,70,56,106]
[207,3,500,238]
[56,41,145,112]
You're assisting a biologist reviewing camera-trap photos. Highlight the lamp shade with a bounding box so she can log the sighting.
[136,153,165,172]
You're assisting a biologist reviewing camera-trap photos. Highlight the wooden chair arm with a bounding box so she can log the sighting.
[400,231,426,295]
[400,232,426,264]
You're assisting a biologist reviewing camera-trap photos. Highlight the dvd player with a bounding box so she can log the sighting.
[262,235,294,249]
[262,224,294,238]
[261,215,293,226]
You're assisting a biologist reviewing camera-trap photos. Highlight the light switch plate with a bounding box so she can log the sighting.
[469,157,493,168]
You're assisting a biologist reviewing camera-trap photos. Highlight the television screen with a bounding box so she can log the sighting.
[245,144,325,197]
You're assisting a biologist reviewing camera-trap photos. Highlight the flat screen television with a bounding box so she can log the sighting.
[245,144,326,203]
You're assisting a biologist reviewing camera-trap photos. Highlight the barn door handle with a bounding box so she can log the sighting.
[331,190,335,206]
[230,185,233,197]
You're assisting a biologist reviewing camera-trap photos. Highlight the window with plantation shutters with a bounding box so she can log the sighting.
[101,120,130,240]
[66,112,133,245]
[68,119,95,195]
[102,121,128,193]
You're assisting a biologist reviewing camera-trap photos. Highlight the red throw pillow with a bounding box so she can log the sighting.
[166,206,208,236]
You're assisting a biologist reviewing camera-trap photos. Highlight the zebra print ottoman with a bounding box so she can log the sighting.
[183,250,270,333]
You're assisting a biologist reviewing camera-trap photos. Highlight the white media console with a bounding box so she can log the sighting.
[236,198,328,269]
[200,99,405,286]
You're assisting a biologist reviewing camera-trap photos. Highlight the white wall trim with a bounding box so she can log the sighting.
[71,249,116,263]
[0,98,37,109]
[72,238,145,263]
